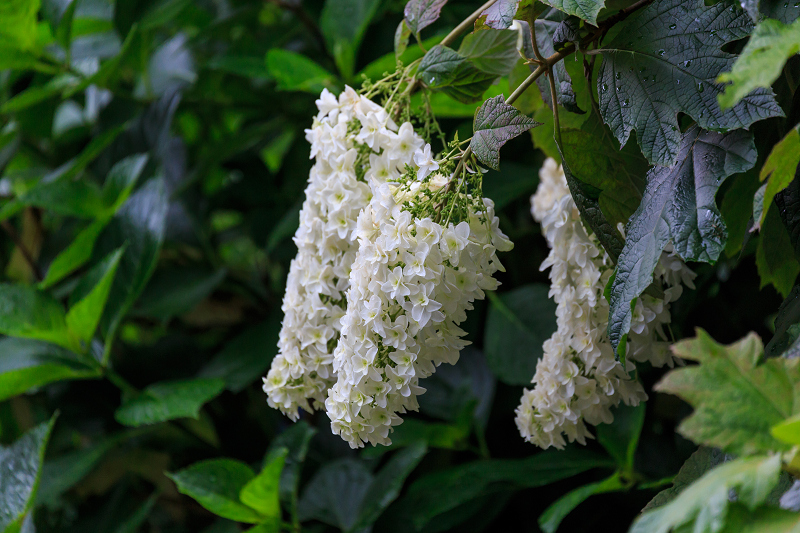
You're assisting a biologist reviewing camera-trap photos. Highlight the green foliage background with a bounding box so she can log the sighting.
[0,0,799,531]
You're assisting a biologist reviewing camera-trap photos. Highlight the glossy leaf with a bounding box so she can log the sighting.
[608,127,756,356]
[631,454,783,533]
[471,95,541,170]
[404,0,447,34]
[771,412,800,444]
[656,330,800,456]
[0,284,73,351]
[66,248,124,345]
[168,459,265,524]
[417,45,497,103]
[240,448,287,520]
[265,50,337,94]
[598,0,783,166]
[718,18,800,109]
[484,285,557,385]
[0,415,57,532]
[115,377,226,427]
[538,473,624,533]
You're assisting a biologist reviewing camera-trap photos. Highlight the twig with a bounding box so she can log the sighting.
[1,220,42,281]
[440,0,501,47]
[548,61,563,146]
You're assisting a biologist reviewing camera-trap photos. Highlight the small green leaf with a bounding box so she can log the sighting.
[66,247,124,345]
[240,448,287,520]
[352,442,428,532]
[0,414,58,532]
[319,0,381,79]
[540,0,604,25]
[265,50,337,93]
[403,0,447,35]
[115,378,226,427]
[758,126,800,228]
[0,0,41,51]
[655,330,800,456]
[718,503,800,533]
[608,126,757,355]
[598,0,783,166]
[417,45,497,104]
[595,403,645,471]
[771,412,800,444]
[757,206,800,298]
[394,20,411,58]
[471,95,541,170]
[484,285,557,385]
[538,473,624,533]
[0,338,99,402]
[40,219,108,290]
[168,459,265,524]
[0,284,73,350]
[630,454,783,533]
[718,18,800,109]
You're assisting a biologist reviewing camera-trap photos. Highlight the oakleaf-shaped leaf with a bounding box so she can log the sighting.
[417,45,497,103]
[477,0,519,29]
[740,0,800,24]
[404,0,447,34]
[718,18,800,110]
[540,0,605,25]
[532,10,583,114]
[608,126,756,356]
[471,95,541,170]
[656,330,800,456]
[631,454,783,533]
[598,0,783,166]
[644,447,725,510]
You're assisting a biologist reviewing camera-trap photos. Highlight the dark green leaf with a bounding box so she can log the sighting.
[66,248,124,345]
[457,28,519,77]
[532,10,583,114]
[757,206,799,297]
[393,447,612,530]
[718,18,800,109]
[0,0,41,50]
[199,317,280,393]
[134,267,226,320]
[0,284,74,351]
[0,338,99,402]
[352,442,427,532]
[417,45,497,103]
[482,161,541,209]
[718,503,800,533]
[644,447,725,510]
[102,154,150,211]
[320,0,381,79]
[758,126,800,229]
[774,168,800,258]
[297,459,372,531]
[395,20,411,58]
[765,286,800,358]
[484,285,557,385]
[655,330,800,456]
[540,0,604,25]
[168,459,265,524]
[477,0,520,29]
[631,454,783,533]
[538,473,624,533]
[722,171,762,257]
[595,403,645,470]
[115,378,226,427]
[598,0,783,166]
[267,421,316,509]
[404,0,447,35]
[0,415,57,532]
[265,50,337,94]
[608,126,757,356]
[40,219,109,290]
[471,95,541,170]
[111,494,158,533]
[240,448,287,520]
[37,437,118,507]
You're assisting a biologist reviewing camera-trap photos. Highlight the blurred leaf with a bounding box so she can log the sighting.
[0,414,57,533]
[608,127,757,357]
[102,154,150,211]
[139,0,191,30]
[656,330,800,456]
[404,0,447,35]
[393,447,611,530]
[134,267,226,321]
[260,130,296,174]
[540,0,604,25]
[0,338,99,402]
[538,473,624,533]
[115,377,226,427]
[267,421,316,509]
[359,34,443,82]
[168,459,265,524]
[772,412,800,444]
[199,317,280,393]
[240,447,286,522]
[265,203,301,255]
[595,403,645,471]
[631,454,783,533]
[718,18,800,110]
[718,503,800,533]
[484,285,557,385]
[385,417,470,450]
[111,493,158,533]
[458,28,519,77]
[351,442,427,532]
[417,45,497,104]
[298,459,372,531]
[482,161,538,210]
[66,247,124,345]
[1,75,80,113]
[722,171,761,258]
[206,55,271,79]
[757,206,800,297]
[471,95,540,170]
[0,284,74,351]
[320,0,381,80]
[0,0,41,50]
[758,126,800,228]
[40,219,108,289]
[644,447,724,510]
[765,285,800,358]
[477,0,520,29]
[266,49,337,93]
[395,19,411,58]
[37,437,119,506]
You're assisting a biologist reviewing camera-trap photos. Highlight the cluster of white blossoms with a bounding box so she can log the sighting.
[515,158,696,450]
[263,86,424,420]
[325,179,513,447]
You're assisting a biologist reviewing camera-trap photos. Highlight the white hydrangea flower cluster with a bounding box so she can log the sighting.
[515,158,696,450]
[325,178,513,448]
[263,86,424,420]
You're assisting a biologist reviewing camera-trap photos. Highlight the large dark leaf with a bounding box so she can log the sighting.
[608,126,757,356]
[532,10,583,114]
[540,0,605,25]
[471,95,541,170]
[598,0,783,166]
[404,0,447,34]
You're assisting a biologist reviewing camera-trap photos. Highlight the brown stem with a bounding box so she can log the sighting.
[2,220,42,281]
[548,64,563,147]
[440,0,501,47]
